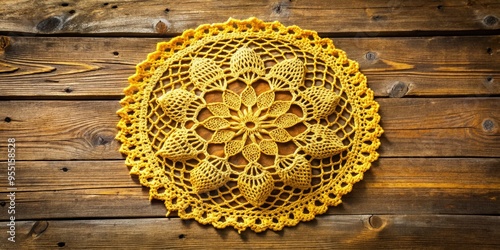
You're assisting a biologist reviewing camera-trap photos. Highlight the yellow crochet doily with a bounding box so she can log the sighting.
[116,17,383,232]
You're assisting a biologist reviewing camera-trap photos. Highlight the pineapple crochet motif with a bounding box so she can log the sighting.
[116,17,383,233]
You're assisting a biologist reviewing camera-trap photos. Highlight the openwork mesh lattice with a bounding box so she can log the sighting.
[116,17,383,232]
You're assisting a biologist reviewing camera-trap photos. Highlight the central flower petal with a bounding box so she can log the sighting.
[211,130,235,143]
[223,90,241,111]
[241,86,257,107]
[259,140,278,155]
[224,140,245,157]
[207,102,231,117]
[256,90,275,111]
[274,113,302,128]
[202,117,230,131]
[242,143,260,162]
[267,101,292,117]
[269,128,293,143]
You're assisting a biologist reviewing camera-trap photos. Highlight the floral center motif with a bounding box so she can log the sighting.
[234,110,259,132]
[156,47,347,207]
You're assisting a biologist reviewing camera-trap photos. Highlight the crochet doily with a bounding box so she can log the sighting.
[116,17,383,233]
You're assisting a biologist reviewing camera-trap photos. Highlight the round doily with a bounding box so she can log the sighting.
[116,17,383,232]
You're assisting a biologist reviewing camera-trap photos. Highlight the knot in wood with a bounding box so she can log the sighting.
[155,21,168,35]
[64,87,73,93]
[371,15,385,21]
[365,52,377,61]
[482,119,495,132]
[95,135,110,146]
[483,15,498,26]
[36,16,63,33]
[30,221,49,238]
[0,36,10,51]
[273,4,283,14]
[389,81,408,98]
[368,215,385,230]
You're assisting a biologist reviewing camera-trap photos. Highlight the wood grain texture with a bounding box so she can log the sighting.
[0,0,499,246]
[0,98,498,161]
[1,215,499,249]
[0,36,498,98]
[0,101,122,160]
[0,0,499,35]
[0,158,498,220]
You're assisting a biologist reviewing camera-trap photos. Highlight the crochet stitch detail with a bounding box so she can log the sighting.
[116,17,383,233]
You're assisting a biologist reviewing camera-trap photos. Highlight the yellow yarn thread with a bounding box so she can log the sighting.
[116,17,383,233]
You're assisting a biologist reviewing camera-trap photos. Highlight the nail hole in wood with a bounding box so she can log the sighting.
[4,117,11,123]
[113,51,119,56]
[164,8,170,13]
[486,76,493,82]
[273,4,282,14]
[112,5,118,9]
[486,47,493,55]
[64,87,73,93]
[61,167,69,172]
[0,201,6,207]
[436,5,443,10]
[69,10,75,15]
[178,234,186,239]
[103,2,109,6]
[57,242,65,247]
[61,3,69,7]
[371,15,383,21]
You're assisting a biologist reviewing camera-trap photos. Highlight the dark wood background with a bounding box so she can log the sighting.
[0,0,499,249]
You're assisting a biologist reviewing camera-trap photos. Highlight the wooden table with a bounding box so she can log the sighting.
[1,0,499,248]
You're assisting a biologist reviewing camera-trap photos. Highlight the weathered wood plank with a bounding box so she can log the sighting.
[0,98,498,160]
[0,101,122,160]
[0,158,497,220]
[377,98,500,157]
[0,36,498,98]
[2,215,499,249]
[1,0,499,36]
